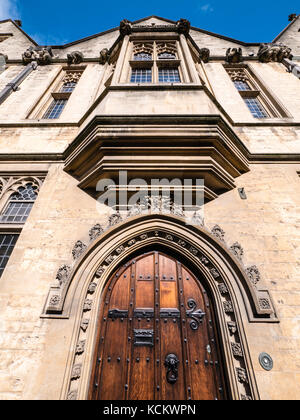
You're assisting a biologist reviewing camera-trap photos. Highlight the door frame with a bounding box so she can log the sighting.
[59,214,264,400]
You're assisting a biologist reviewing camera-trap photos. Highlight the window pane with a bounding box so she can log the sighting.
[0,202,34,223]
[60,82,77,92]
[0,183,38,224]
[133,53,152,61]
[244,98,268,119]
[158,68,180,83]
[0,234,19,277]
[234,80,251,91]
[130,68,152,83]
[43,99,67,119]
[158,52,176,60]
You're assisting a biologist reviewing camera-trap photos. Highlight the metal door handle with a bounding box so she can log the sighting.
[164,353,179,385]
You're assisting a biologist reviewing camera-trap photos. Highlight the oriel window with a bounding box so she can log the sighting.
[130,41,181,84]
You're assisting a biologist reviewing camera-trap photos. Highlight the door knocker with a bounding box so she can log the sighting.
[164,353,179,385]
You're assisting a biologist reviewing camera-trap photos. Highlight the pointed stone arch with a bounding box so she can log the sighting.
[41,214,278,400]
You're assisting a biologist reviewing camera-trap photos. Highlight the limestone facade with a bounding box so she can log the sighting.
[0,15,299,400]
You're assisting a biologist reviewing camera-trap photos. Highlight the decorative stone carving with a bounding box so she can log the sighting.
[211,225,225,242]
[88,282,97,294]
[226,47,243,63]
[80,319,89,332]
[67,51,84,65]
[259,298,271,310]
[49,295,61,307]
[176,18,191,35]
[223,301,234,313]
[72,241,87,260]
[89,224,104,241]
[71,364,82,380]
[230,242,244,261]
[76,340,86,355]
[246,265,260,285]
[109,212,122,227]
[83,299,93,312]
[119,19,132,36]
[95,267,105,278]
[99,48,110,64]
[241,394,252,401]
[236,367,248,384]
[288,13,297,21]
[63,72,82,85]
[56,265,71,288]
[67,390,77,400]
[210,268,220,279]
[227,69,249,83]
[218,283,228,294]
[190,210,204,226]
[22,46,53,65]
[231,342,243,357]
[258,43,293,63]
[228,321,237,335]
[198,48,210,63]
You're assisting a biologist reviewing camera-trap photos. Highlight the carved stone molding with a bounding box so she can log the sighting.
[42,213,277,324]
[61,219,264,400]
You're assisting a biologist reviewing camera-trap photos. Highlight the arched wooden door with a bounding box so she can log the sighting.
[89,251,227,400]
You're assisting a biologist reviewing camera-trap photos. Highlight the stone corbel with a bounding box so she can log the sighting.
[198,48,210,63]
[176,18,191,36]
[119,19,132,36]
[99,48,110,65]
[258,42,293,63]
[67,51,84,65]
[226,47,243,63]
[22,46,54,65]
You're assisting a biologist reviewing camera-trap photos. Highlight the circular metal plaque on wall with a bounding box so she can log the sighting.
[259,353,273,371]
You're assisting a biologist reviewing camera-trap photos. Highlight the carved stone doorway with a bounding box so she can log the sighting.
[88,251,228,400]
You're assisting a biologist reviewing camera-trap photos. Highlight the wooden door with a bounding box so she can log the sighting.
[89,251,227,400]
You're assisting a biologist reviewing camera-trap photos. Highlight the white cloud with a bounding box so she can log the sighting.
[0,0,19,20]
[199,3,214,13]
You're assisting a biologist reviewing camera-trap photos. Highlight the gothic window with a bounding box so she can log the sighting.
[130,41,181,84]
[226,66,289,119]
[0,176,44,278]
[0,183,38,223]
[28,68,84,119]
[42,71,82,119]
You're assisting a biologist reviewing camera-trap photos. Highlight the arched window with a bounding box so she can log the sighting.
[0,183,38,223]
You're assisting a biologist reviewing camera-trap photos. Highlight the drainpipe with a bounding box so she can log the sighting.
[282,58,300,79]
[0,61,38,105]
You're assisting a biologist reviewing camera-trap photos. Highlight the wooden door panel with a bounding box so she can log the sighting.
[89,251,227,400]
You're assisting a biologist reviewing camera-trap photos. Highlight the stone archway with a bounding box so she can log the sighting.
[41,214,277,400]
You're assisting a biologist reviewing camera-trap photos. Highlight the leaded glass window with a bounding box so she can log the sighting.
[243,98,269,119]
[233,80,251,91]
[43,99,68,119]
[158,52,176,60]
[130,68,152,83]
[0,234,19,277]
[158,67,181,83]
[134,52,152,61]
[0,183,38,223]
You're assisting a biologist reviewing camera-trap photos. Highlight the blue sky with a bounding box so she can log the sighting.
[0,0,299,45]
